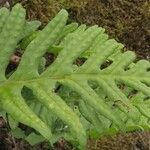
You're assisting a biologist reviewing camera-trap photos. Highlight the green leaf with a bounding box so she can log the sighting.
[22,20,41,38]
[11,127,26,139]
[26,133,45,146]
[0,3,149,150]
[8,115,18,129]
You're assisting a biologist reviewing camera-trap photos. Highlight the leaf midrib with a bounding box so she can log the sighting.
[0,73,148,88]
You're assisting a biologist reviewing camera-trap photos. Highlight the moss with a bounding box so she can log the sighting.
[13,0,87,25]
[13,0,149,59]
[57,0,87,9]
[69,0,150,60]
[13,0,61,25]
[88,131,150,150]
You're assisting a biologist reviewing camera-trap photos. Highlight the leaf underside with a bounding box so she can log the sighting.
[0,4,149,150]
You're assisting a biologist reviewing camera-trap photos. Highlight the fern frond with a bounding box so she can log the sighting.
[0,4,25,81]
[0,7,9,32]
[22,20,41,38]
[0,4,149,150]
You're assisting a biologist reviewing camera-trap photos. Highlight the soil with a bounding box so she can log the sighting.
[88,132,150,150]
[0,0,150,150]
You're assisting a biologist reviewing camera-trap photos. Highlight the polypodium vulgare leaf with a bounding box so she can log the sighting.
[0,3,149,150]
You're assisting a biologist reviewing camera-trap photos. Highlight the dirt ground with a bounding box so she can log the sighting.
[88,132,150,150]
[0,0,150,150]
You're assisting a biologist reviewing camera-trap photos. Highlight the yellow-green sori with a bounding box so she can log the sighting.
[0,3,150,150]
